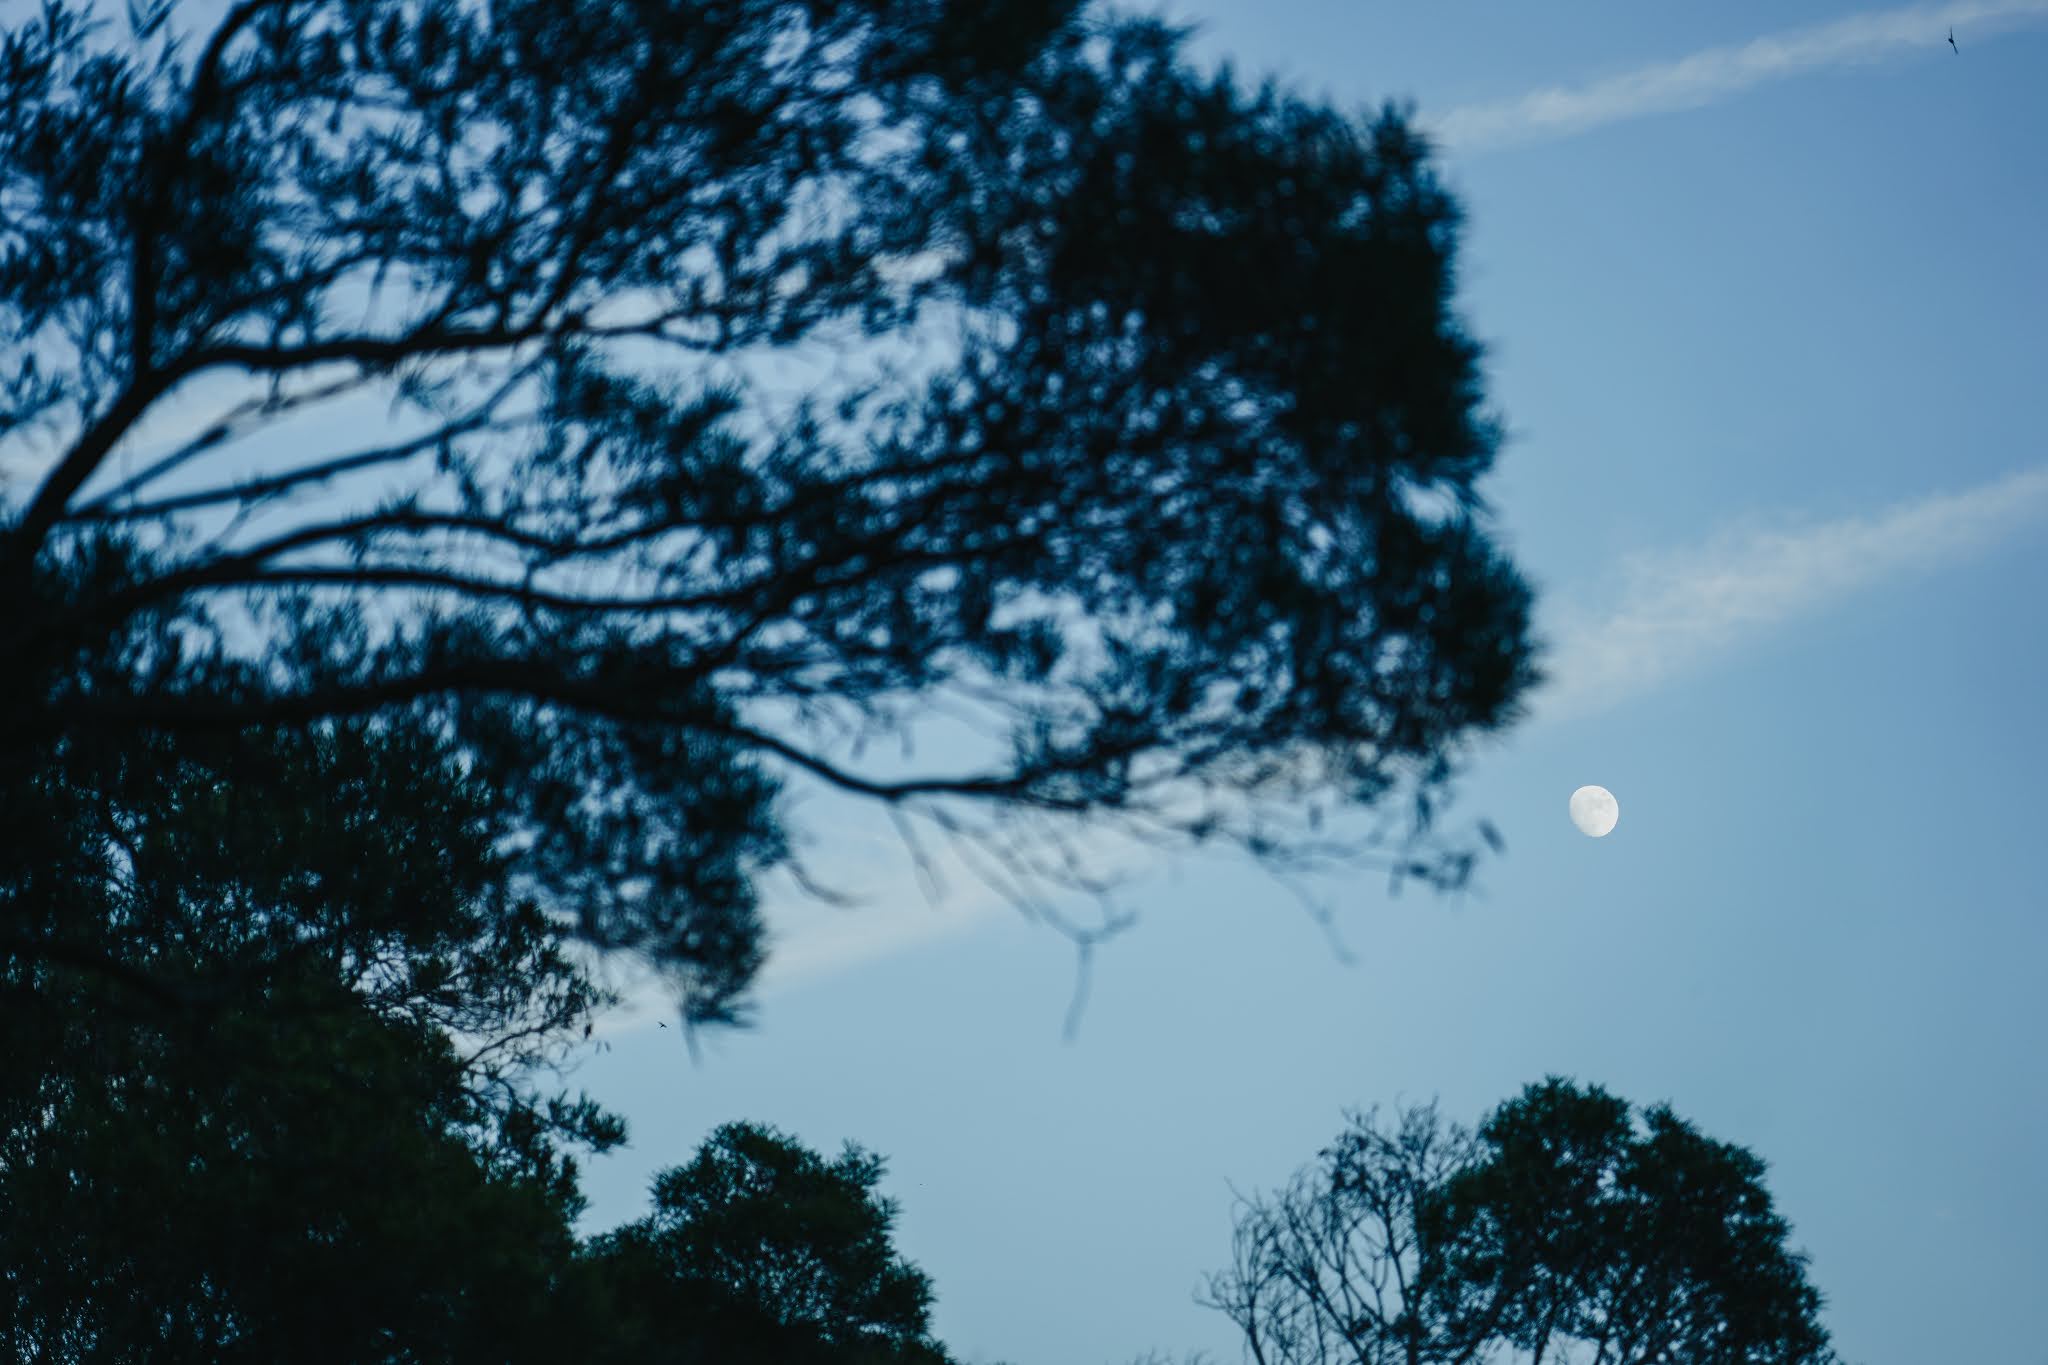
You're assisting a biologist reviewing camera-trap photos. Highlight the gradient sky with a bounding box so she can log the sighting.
[547,4,2048,1361]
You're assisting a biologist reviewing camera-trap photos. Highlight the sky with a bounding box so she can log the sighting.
[9,0,2030,1358]
[555,4,2048,1362]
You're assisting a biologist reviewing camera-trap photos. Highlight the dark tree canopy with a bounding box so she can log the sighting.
[0,697,964,1359]
[0,708,620,1360]
[1204,1080,1840,1365]
[586,1121,956,1365]
[3,0,1538,1019]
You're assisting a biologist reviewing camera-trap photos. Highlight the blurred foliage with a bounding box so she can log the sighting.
[4,0,1538,1017]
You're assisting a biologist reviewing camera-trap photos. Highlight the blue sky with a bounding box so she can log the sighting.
[1,1,2040,1358]
[564,3,2048,1362]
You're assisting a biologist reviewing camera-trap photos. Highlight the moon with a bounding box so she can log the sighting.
[1569,785,1619,838]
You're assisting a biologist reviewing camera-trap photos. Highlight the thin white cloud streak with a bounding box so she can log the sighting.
[1433,0,2048,153]
[756,886,1004,996]
[1539,464,2048,722]
[603,464,2048,1019]
[625,466,2048,1009]
[597,808,1022,1033]
[588,889,1006,1039]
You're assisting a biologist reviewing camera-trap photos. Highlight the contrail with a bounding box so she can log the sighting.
[1433,0,2048,152]
[1539,464,2048,722]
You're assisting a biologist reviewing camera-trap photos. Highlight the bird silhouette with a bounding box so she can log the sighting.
[1949,26,1958,53]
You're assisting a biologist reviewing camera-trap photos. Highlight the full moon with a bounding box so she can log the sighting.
[1569,785,1619,838]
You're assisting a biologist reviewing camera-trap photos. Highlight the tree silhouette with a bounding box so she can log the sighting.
[0,706,968,1360]
[586,1121,956,1365]
[1204,1080,1841,1365]
[3,0,1538,1016]
[0,709,622,1359]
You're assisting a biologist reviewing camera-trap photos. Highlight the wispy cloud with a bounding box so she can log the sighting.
[601,465,2048,1015]
[596,801,1024,1033]
[755,864,1005,999]
[1539,464,2048,722]
[590,888,1006,1039]
[1434,0,2048,153]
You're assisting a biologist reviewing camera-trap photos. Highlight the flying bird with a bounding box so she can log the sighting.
[1949,26,1959,53]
